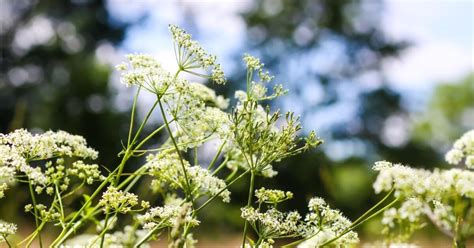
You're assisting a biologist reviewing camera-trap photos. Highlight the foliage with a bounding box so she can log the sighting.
[1,24,472,248]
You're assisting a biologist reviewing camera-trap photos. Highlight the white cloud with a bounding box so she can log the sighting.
[383,0,473,90]
[384,42,472,90]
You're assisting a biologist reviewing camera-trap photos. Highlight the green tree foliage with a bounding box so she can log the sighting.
[414,73,474,152]
[0,0,129,166]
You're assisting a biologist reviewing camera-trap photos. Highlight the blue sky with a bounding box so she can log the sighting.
[106,0,472,91]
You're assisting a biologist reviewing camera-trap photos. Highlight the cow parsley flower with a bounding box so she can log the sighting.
[255,187,293,205]
[99,186,139,214]
[300,197,359,247]
[0,129,98,186]
[241,206,302,242]
[116,53,174,95]
[67,160,105,184]
[0,221,17,242]
[169,24,226,84]
[138,202,199,231]
[381,198,424,242]
[445,129,474,168]
[146,151,230,202]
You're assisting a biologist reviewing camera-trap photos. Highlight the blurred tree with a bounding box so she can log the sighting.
[413,73,474,153]
[0,0,131,166]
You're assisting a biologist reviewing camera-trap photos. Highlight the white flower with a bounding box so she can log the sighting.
[0,221,17,242]
[445,129,474,168]
[255,187,293,204]
[99,187,139,214]
[146,151,230,202]
[169,25,226,84]
[138,202,199,230]
[241,206,302,240]
[302,197,358,247]
[116,53,174,95]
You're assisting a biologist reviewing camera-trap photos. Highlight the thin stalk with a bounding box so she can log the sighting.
[3,235,12,248]
[194,147,198,165]
[25,222,46,247]
[196,169,250,212]
[133,123,168,151]
[211,157,229,176]
[157,97,195,207]
[99,212,111,247]
[320,198,399,247]
[281,230,321,248]
[55,184,66,228]
[133,218,169,248]
[116,99,159,185]
[350,188,394,228]
[28,182,43,248]
[128,87,141,147]
[242,171,256,247]
[51,168,118,247]
[207,140,227,171]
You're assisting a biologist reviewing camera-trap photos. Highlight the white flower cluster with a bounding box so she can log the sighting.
[169,24,226,84]
[445,129,474,168]
[255,187,293,205]
[99,186,139,214]
[146,151,230,202]
[165,83,231,148]
[241,206,302,243]
[0,221,17,242]
[116,54,174,95]
[24,203,61,222]
[0,129,98,189]
[299,197,359,248]
[68,160,105,184]
[189,82,229,109]
[373,131,474,243]
[373,161,474,200]
[381,198,424,241]
[138,202,198,231]
[242,54,286,101]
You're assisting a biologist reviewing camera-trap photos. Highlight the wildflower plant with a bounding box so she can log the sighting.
[372,130,474,248]
[0,23,468,248]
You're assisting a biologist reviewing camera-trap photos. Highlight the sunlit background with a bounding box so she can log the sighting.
[1,0,473,245]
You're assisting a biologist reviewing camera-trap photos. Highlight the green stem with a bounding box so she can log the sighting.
[133,123,168,151]
[196,169,250,212]
[3,235,12,248]
[25,221,46,247]
[55,184,66,228]
[242,171,256,247]
[157,96,195,207]
[133,218,169,248]
[99,212,111,247]
[212,157,229,176]
[128,86,141,147]
[28,182,43,248]
[350,188,394,228]
[116,99,159,185]
[207,141,227,171]
[320,198,399,247]
[51,169,117,247]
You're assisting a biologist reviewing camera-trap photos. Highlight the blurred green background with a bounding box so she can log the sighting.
[1,0,473,244]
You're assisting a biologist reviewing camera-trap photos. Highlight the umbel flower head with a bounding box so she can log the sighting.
[0,221,17,242]
[169,24,226,84]
[372,131,474,243]
[299,197,359,247]
[0,129,98,187]
[445,129,474,168]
